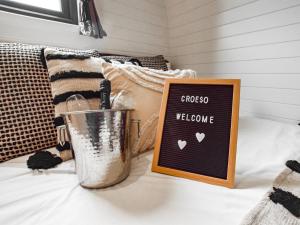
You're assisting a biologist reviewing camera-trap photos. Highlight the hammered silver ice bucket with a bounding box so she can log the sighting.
[62,109,133,188]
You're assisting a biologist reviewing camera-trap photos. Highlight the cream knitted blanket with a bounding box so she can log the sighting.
[241,160,300,225]
[101,62,199,156]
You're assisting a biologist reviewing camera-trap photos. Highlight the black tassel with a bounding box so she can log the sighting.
[56,142,71,152]
[27,151,62,170]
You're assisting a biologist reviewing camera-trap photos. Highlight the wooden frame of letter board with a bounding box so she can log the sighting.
[152,78,240,188]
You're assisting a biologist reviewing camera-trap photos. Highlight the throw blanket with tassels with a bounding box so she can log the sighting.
[241,160,300,225]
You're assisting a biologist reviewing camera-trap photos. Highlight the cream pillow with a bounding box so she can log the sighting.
[102,62,198,155]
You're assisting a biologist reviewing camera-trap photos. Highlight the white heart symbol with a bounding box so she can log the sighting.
[178,140,187,150]
[196,132,205,143]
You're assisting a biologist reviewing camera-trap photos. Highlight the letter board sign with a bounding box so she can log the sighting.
[152,79,240,188]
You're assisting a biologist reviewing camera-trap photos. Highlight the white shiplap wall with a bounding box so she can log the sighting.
[0,0,168,56]
[1,0,300,124]
[165,0,300,124]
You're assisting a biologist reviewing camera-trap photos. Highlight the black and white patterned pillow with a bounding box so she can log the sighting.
[101,55,168,71]
[100,55,142,66]
[0,43,57,162]
[136,55,168,71]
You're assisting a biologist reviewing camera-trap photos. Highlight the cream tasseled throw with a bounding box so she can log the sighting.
[241,160,300,225]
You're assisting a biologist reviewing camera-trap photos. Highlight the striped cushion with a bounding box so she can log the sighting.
[44,48,105,160]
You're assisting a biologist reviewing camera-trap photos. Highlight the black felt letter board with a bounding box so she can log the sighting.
[152,79,240,188]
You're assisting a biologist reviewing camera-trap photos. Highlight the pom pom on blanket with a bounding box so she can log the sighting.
[286,160,300,173]
[27,151,62,170]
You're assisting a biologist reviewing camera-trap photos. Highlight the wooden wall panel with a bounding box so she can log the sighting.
[166,0,300,124]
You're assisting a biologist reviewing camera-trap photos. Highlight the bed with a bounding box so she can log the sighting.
[0,116,299,225]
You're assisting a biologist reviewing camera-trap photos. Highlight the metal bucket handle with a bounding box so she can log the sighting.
[131,119,141,138]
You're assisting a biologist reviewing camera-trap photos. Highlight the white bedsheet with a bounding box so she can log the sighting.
[1,117,299,225]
